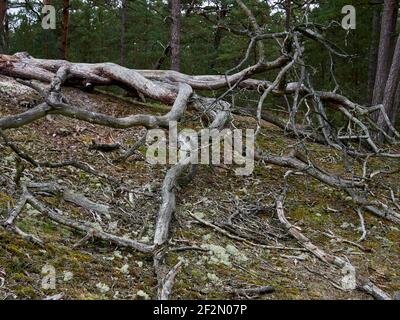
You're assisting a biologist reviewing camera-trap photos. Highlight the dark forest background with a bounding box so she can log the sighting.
[1,0,391,106]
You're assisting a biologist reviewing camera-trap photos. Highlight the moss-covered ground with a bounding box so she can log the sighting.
[0,78,399,300]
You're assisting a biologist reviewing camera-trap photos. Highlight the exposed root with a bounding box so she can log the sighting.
[12,183,155,253]
[154,163,188,246]
[157,258,183,300]
[188,211,306,252]
[355,208,367,242]
[0,187,44,245]
[117,131,147,162]
[27,182,110,218]
[275,192,392,300]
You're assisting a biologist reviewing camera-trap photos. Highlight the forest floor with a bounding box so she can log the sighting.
[0,76,399,300]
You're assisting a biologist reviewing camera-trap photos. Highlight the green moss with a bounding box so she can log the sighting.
[67,250,93,263]
[40,221,61,235]
[5,243,25,256]
[0,192,12,206]
[386,230,400,243]
[363,240,379,250]
[0,108,399,300]
[44,196,62,206]
[79,171,90,182]
[137,145,148,155]
[291,206,310,220]
[190,269,203,278]
[16,286,37,299]
[13,272,32,282]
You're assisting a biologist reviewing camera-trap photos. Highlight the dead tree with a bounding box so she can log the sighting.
[1,1,400,300]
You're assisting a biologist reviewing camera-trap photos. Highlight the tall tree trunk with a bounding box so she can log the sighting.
[0,0,7,54]
[372,0,398,107]
[61,0,70,60]
[170,0,181,71]
[367,4,382,105]
[120,0,128,66]
[284,0,292,31]
[392,81,400,127]
[377,34,400,136]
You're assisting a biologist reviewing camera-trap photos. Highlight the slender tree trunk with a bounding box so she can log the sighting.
[284,0,292,31]
[372,0,398,107]
[377,34,400,136]
[0,0,7,54]
[61,0,70,60]
[367,4,382,105]
[170,0,181,71]
[4,2,8,49]
[120,0,128,66]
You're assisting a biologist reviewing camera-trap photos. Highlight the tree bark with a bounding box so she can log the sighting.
[372,0,398,107]
[284,0,292,31]
[120,0,128,66]
[367,4,382,105]
[393,80,400,126]
[377,34,400,136]
[61,0,70,60]
[0,0,7,54]
[170,0,181,71]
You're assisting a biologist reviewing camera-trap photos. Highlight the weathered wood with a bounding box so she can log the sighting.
[0,53,288,93]
[276,195,392,300]
[377,33,400,136]
[27,182,110,218]
[26,192,154,253]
